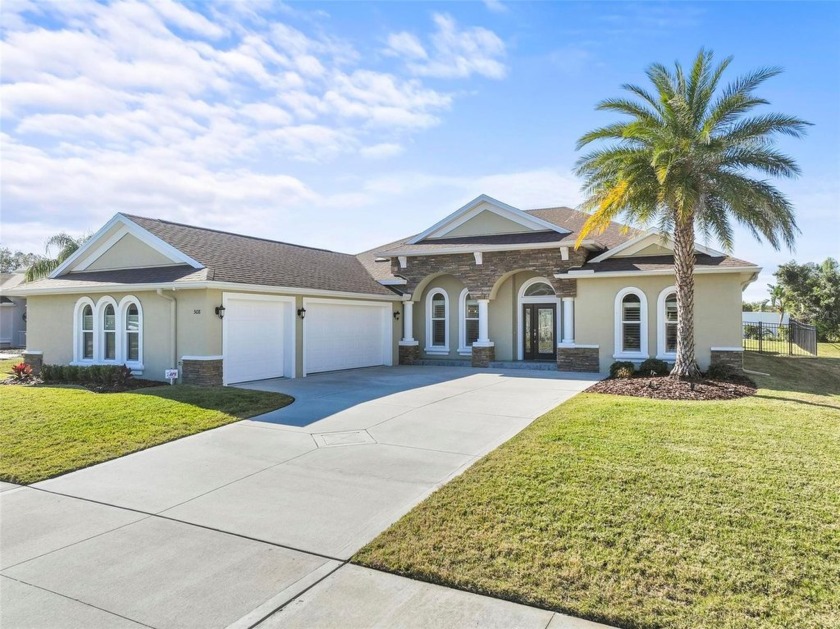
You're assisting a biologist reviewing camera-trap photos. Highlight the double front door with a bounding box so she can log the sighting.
[522,303,556,360]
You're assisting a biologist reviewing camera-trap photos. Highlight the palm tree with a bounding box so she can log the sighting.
[24,233,89,282]
[768,284,787,324]
[574,49,809,378]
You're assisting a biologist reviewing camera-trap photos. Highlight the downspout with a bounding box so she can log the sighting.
[156,289,177,369]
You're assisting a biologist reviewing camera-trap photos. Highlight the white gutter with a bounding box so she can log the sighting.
[156,289,177,369]
[555,266,762,279]
[9,280,402,300]
[379,239,600,257]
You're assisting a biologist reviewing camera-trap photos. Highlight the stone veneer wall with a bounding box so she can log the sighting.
[392,248,586,299]
[398,344,420,365]
[471,345,495,367]
[22,351,43,376]
[709,349,744,373]
[556,347,600,373]
[181,358,223,386]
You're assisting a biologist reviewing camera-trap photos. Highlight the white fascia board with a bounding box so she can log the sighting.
[14,280,403,301]
[49,213,204,279]
[407,194,569,245]
[384,239,598,257]
[555,266,762,279]
[588,229,726,264]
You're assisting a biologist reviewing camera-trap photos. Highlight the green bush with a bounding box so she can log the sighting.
[610,361,636,379]
[638,358,669,376]
[39,364,134,386]
[706,362,738,381]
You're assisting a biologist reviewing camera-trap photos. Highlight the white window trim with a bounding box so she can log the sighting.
[73,297,97,364]
[516,277,561,360]
[458,288,479,355]
[614,287,649,360]
[656,286,678,361]
[119,295,144,370]
[425,288,449,354]
[71,295,145,371]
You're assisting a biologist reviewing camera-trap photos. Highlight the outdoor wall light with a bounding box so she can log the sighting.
[297,307,306,319]
[393,311,401,321]
[214,305,226,319]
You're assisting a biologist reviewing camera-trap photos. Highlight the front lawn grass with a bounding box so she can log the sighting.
[0,385,292,484]
[355,352,840,629]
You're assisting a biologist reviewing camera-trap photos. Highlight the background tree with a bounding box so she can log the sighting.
[575,49,809,377]
[1,246,44,274]
[24,233,90,282]
[767,284,787,323]
[774,258,840,341]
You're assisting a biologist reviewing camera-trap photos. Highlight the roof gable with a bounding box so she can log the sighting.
[588,229,725,263]
[50,214,203,278]
[408,195,570,244]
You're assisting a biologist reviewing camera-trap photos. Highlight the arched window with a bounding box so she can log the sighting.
[124,302,141,363]
[614,288,648,359]
[657,287,678,359]
[102,303,117,361]
[81,304,94,360]
[425,288,449,353]
[458,288,479,354]
[524,281,554,296]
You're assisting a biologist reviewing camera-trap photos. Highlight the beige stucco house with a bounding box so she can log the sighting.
[10,195,758,384]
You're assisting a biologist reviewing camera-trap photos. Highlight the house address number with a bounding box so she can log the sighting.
[194,309,201,314]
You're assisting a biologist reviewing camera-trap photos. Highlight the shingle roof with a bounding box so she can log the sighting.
[523,207,641,249]
[20,265,208,291]
[120,215,393,296]
[573,254,757,274]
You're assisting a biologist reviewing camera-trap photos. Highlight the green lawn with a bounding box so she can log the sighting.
[355,351,840,629]
[0,384,292,484]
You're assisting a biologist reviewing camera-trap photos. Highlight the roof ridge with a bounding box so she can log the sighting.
[122,213,353,256]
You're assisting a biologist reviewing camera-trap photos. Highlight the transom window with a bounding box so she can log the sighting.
[74,296,143,368]
[524,281,554,297]
[425,288,449,353]
[614,287,648,359]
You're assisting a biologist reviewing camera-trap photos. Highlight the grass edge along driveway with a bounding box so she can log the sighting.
[354,348,840,629]
[0,384,292,484]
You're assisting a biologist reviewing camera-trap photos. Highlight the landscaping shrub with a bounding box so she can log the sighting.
[10,362,33,382]
[40,364,134,387]
[706,362,738,381]
[610,361,636,379]
[639,358,669,376]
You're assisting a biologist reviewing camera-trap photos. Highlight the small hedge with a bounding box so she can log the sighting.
[40,364,134,386]
[638,358,669,376]
[610,361,636,379]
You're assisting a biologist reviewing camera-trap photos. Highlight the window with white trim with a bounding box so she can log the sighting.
[656,287,678,359]
[425,288,449,352]
[458,288,479,353]
[73,296,143,368]
[524,281,554,296]
[614,287,648,359]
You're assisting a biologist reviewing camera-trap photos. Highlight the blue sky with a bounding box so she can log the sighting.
[1,0,837,300]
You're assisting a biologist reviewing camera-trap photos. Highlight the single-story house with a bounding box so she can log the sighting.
[11,195,758,384]
[0,273,27,349]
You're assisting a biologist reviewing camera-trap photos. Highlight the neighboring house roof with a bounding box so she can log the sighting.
[0,273,26,291]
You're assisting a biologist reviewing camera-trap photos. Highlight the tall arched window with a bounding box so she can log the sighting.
[81,304,94,360]
[124,302,141,362]
[458,288,479,354]
[102,303,117,361]
[425,288,449,353]
[657,287,678,360]
[614,287,648,360]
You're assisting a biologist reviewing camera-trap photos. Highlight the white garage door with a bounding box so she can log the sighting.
[305,300,391,374]
[223,295,291,384]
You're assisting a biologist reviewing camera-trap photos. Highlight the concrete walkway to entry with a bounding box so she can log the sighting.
[1,366,608,628]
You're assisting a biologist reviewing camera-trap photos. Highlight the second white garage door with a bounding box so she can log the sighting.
[304,299,392,374]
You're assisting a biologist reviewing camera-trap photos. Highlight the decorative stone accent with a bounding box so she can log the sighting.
[398,344,420,365]
[471,345,495,368]
[710,349,744,373]
[556,346,600,373]
[22,351,43,376]
[181,357,223,386]
[392,248,587,299]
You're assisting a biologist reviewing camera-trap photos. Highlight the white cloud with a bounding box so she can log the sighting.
[385,13,507,80]
[483,0,509,14]
[359,143,404,159]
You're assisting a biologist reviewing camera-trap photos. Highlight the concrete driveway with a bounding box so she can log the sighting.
[1,366,602,628]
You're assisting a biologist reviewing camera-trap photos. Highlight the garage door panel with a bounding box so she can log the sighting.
[224,296,288,384]
[306,302,389,374]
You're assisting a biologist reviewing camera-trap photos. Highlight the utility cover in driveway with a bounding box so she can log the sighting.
[312,430,376,447]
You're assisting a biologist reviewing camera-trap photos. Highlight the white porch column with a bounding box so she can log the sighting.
[562,297,575,344]
[400,301,417,344]
[475,299,493,346]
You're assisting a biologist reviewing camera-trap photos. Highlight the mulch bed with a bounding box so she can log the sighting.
[588,374,757,401]
[2,377,164,393]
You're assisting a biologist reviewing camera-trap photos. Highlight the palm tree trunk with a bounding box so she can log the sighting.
[671,217,702,379]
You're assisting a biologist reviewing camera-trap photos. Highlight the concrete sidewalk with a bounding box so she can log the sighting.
[1,366,609,628]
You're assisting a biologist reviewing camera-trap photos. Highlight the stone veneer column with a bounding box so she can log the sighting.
[472,299,495,367]
[398,301,419,365]
[181,356,223,386]
[709,347,744,373]
[22,350,43,376]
